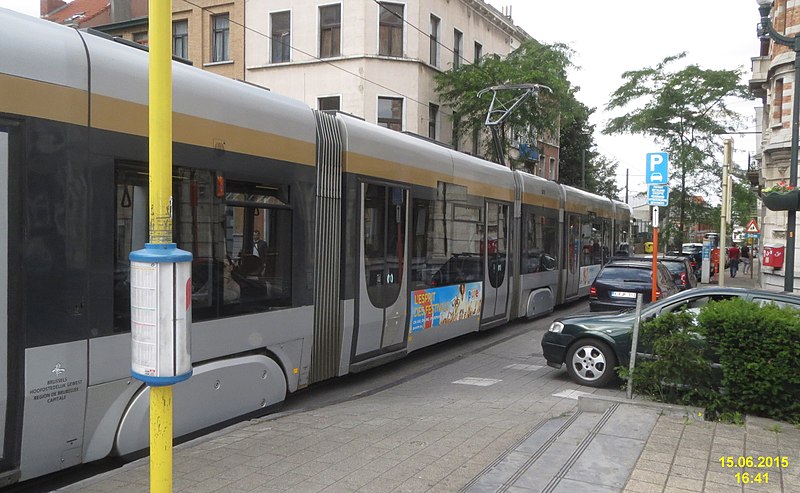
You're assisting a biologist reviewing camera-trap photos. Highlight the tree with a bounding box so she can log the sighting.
[730,176,758,230]
[587,155,621,200]
[603,53,750,246]
[435,39,578,166]
[558,102,593,186]
[558,103,620,199]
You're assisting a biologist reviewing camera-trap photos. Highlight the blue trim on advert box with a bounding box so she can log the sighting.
[131,370,193,386]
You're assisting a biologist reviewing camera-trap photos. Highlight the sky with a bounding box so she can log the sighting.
[0,0,35,16]
[486,0,762,200]
[1,0,762,200]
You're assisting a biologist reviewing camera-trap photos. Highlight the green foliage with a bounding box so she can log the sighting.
[730,178,758,230]
[587,155,622,200]
[619,312,717,405]
[603,52,751,241]
[622,299,800,424]
[434,40,578,164]
[699,299,800,422]
[557,104,593,187]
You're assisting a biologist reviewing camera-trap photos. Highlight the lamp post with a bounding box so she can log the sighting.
[757,0,799,293]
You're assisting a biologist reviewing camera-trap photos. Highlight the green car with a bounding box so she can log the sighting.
[541,286,800,387]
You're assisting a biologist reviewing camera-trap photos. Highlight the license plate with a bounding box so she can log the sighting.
[610,291,637,299]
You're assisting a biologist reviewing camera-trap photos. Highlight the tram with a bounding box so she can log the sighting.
[0,9,630,484]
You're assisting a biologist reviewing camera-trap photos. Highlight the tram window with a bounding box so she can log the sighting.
[580,215,604,267]
[522,210,558,274]
[601,218,612,264]
[487,203,507,289]
[363,184,406,308]
[113,165,292,333]
[412,185,484,288]
[223,185,292,315]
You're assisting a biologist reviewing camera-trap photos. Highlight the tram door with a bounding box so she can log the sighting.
[564,214,581,299]
[482,202,509,323]
[355,184,409,358]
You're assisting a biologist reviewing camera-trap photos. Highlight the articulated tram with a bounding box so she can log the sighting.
[0,9,630,485]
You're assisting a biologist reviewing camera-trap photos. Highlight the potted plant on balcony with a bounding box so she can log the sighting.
[762,180,800,211]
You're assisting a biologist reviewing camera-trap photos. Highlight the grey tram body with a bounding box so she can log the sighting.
[0,8,631,485]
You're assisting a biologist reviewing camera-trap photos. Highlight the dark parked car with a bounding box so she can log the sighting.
[589,260,679,312]
[671,252,702,281]
[542,287,800,387]
[613,255,697,291]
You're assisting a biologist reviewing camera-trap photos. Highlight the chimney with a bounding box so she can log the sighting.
[111,0,132,23]
[41,0,67,17]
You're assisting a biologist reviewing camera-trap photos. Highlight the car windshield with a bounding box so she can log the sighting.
[597,266,651,282]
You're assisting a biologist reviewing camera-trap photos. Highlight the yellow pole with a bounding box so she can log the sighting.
[150,386,172,492]
[149,0,172,245]
[149,0,173,491]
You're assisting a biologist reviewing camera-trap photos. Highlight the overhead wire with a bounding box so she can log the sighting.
[181,0,474,118]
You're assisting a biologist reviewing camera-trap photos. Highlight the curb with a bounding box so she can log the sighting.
[577,393,705,420]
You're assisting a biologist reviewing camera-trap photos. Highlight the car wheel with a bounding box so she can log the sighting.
[565,339,617,387]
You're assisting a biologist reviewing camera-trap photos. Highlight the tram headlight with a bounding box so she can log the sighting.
[548,321,564,333]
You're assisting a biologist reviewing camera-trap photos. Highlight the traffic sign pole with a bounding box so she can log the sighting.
[652,206,659,302]
[646,153,668,302]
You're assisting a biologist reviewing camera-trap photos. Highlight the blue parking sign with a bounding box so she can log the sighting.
[647,184,669,206]
[646,152,669,184]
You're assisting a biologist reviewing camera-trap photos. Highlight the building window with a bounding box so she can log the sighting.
[379,2,403,57]
[774,78,784,124]
[271,11,291,63]
[212,14,230,62]
[428,103,439,140]
[474,41,482,63]
[319,4,341,58]
[133,31,148,46]
[318,96,340,112]
[173,20,188,58]
[549,157,557,180]
[430,15,440,67]
[378,97,403,131]
[453,29,463,68]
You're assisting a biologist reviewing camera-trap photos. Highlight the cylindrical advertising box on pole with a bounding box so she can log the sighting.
[130,243,193,386]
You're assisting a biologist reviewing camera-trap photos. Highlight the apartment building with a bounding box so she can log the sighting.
[750,0,799,291]
[43,0,245,80]
[42,0,557,177]
[244,0,529,149]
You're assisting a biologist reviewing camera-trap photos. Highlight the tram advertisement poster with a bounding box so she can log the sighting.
[410,282,482,332]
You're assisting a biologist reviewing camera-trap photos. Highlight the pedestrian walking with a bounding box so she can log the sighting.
[741,244,751,274]
[728,242,741,278]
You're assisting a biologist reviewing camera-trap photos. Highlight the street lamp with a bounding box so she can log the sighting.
[757,0,799,292]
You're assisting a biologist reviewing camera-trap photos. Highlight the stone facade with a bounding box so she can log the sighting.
[752,0,800,292]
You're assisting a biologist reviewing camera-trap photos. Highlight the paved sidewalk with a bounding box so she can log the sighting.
[706,259,761,289]
[54,266,800,492]
[623,410,800,493]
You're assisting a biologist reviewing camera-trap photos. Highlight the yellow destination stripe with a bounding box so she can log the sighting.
[346,151,515,202]
[91,94,316,166]
[0,74,314,166]
[0,74,87,126]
